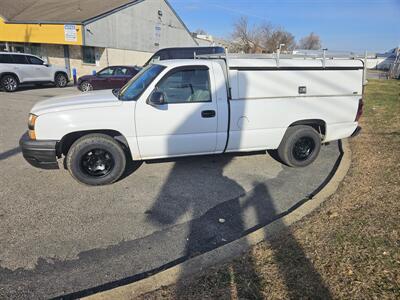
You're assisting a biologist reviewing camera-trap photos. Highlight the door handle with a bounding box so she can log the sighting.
[201,110,216,118]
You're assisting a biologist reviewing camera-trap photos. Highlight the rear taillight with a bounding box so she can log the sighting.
[355,98,364,122]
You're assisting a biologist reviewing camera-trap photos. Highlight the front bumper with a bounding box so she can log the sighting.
[19,132,59,169]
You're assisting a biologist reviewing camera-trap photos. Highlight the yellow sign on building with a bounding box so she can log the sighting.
[0,17,83,46]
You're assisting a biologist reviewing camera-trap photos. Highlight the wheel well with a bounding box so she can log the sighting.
[54,71,68,81]
[0,72,20,84]
[289,119,326,137]
[79,80,90,86]
[59,130,130,157]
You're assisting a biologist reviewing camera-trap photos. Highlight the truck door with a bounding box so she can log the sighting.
[135,65,218,159]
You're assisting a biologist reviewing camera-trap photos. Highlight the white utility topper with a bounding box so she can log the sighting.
[20,51,364,185]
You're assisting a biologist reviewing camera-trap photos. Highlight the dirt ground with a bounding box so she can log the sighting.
[141,79,400,299]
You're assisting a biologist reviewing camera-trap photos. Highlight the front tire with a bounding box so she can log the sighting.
[66,134,127,186]
[79,81,93,92]
[55,73,68,88]
[1,75,19,92]
[277,125,321,167]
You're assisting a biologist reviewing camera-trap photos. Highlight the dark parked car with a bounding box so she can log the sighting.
[143,46,225,66]
[77,65,141,92]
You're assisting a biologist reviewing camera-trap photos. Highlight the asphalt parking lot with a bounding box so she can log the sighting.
[0,85,342,299]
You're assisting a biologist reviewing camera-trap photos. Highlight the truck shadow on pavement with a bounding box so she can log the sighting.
[0,146,21,161]
[148,162,332,299]
[145,68,334,299]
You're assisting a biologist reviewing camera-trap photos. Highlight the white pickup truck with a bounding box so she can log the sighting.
[20,54,364,185]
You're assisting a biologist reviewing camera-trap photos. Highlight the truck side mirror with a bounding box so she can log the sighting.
[148,91,166,106]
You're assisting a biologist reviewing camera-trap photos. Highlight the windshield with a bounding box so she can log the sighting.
[118,64,165,101]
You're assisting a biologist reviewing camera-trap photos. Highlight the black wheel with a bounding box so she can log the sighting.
[66,134,127,186]
[79,81,93,92]
[55,73,68,88]
[277,125,321,167]
[1,75,19,92]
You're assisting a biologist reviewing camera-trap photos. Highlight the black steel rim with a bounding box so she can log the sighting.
[292,137,315,161]
[80,149,114,177]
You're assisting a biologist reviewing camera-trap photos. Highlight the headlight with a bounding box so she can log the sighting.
[28,114,37,140]
[28,114,37,129]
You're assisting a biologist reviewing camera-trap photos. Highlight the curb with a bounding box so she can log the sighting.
[86,140,352,300]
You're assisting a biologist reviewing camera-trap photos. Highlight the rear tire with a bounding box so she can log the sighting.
[66,134,127,186]
[277,125,321,167]
[1,75,19,92]
[55,73,68,88]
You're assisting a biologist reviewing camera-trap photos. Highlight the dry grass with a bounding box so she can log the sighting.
[141,79,400,300]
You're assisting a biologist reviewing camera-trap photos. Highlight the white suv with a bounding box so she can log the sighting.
[0,52,69,92]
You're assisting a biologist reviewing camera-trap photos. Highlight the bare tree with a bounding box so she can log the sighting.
[231,17,255,53]
[195,29,207,35]
[229,17,296,53]
[264,28,296,53]
[230,17,273,53]
[298,32,321,50]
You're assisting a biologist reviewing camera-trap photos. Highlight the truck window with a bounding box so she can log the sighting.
[119,64,166,101]
[157,68,211,103]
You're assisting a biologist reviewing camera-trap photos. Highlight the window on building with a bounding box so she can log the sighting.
[157,68,211,103]
[82,47,96,64]
[25,44,42,57]
[12,45,25,53]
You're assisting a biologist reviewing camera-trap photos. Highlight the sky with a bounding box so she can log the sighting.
[169,0,400,53]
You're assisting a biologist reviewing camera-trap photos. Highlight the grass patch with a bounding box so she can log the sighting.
[141,79,400,300]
